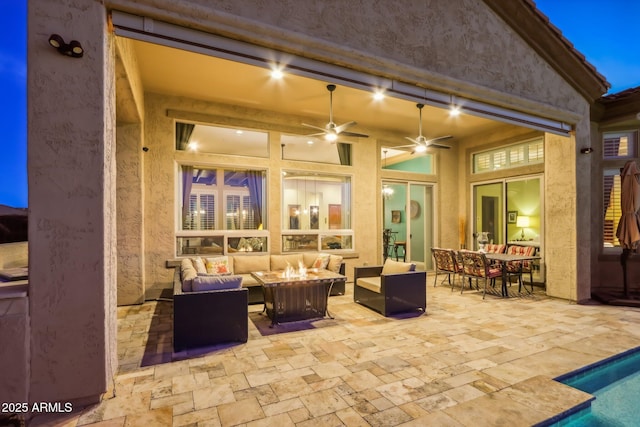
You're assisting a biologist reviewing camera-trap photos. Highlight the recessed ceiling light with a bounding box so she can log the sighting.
[236,130,244,134]
[271,68,284,79]
[449,106,461,117]
[373,90,385,101]
[187,141,198,151]
[307,140,314,145]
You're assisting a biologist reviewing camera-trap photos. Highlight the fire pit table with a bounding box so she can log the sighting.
[250,269,346,326]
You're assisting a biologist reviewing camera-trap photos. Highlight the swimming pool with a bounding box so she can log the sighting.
[545,347,640,426]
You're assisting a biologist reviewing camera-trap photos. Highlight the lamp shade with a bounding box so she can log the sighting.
[516,216,530,228]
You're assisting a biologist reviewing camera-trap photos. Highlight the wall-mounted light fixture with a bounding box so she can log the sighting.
[49,34,84,58]
[580,147,594,154]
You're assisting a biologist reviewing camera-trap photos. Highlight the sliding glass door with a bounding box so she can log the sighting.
[382,181,433,270]
[472,175,544,281]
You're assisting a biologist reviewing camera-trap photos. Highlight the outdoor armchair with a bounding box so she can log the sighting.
[353,259,426,316]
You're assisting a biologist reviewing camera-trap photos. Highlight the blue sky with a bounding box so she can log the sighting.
[1,1,639,208]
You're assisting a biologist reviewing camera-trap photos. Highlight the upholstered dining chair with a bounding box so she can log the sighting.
[459,250,503,299]
[504,245,536,292]
[431,247,462,290]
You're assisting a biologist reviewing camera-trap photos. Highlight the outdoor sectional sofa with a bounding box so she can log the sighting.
[177,252,346,304]
[172,252,345,351]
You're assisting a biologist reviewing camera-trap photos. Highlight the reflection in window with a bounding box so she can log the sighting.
[381,148,434,174]
[180,166,266,230]
[281,134,352,165]
[282,171,351,231]
[176,122,269,157]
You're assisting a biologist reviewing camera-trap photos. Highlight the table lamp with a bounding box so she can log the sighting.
[516,216,530,240]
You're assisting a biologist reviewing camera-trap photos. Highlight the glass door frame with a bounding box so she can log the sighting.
[470,174,545,280]
[382,180,435,270]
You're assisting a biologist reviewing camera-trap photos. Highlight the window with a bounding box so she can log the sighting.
[602,131,638,249]
[603,169,622,248]
[282,134,352,165]
[603,131,637,159]
[281,171,353,251]
[177,165,267,256]
[176,122,269,157]
[472,138,544,173]
[381,148,434,174]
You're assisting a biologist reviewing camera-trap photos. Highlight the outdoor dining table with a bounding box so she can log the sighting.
[483,252,540,297]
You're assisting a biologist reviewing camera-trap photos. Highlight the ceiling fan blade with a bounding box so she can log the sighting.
[404,136,420,145]
[302,123,329,133]
[428,143,451,149]
[390,144,418,150]
[341,131,369,138]
[334,121,357,134]
[425,135,453,144]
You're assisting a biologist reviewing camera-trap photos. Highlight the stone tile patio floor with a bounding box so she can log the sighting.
[34,281,640,426]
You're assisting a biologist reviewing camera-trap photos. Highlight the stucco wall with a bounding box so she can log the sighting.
[28,0,117,405]
[107,0,586,119]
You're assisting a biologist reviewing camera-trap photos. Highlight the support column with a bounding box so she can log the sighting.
[28,0,117,404]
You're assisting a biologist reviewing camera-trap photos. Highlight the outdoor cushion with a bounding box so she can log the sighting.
[311,253,330,269]
[233,254,270,274]
[191,274,243,292]
[192,257,208,274]
[180,258,198,292]
[356,276,381,293]
[327,255,343,273]
[206,256,233,274]
[381,259,416,275]
[270,254,304,270]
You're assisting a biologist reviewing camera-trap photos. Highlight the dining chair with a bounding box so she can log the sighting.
[505,245,536,292]
[459,250,503,299]
[431,247,462,290]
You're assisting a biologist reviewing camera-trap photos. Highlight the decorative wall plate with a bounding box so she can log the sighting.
[410,200,420,218]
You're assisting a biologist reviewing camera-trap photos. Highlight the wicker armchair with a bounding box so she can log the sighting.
[353,260,426,316]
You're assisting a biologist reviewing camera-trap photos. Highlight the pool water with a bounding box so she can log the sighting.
[551,347,640,426]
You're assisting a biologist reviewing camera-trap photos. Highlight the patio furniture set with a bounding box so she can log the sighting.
[173,254,427,351]
[431,244,539,299]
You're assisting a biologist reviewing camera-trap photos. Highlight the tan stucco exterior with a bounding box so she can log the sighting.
[12,0,618,409]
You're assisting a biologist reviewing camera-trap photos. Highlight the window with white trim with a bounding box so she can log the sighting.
[472,138,544,173]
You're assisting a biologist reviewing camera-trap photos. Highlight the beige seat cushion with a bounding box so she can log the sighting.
[381,259,415,275]
[233,255,271,274]
[270,254,304,270]
[356,276,381,293]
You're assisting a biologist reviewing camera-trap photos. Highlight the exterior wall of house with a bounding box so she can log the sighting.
[109,0,592,302]
[18,0,601,407]
[27,0,117,406]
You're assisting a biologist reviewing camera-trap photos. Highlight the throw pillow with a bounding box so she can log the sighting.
[311,253,330,269]
[381,258,416,275]
[180,258,198,292]
[191,257,207,274]
[327,255,343,273]
[205,256,232,274]
[191,275,243,292]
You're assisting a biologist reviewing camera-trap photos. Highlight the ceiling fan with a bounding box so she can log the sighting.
[302,84,369,141]
[395,103,452,153]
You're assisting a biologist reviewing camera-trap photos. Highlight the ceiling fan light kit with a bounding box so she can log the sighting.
[302,84,369,141]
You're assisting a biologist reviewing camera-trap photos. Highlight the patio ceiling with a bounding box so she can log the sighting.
[123,38,509,153]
